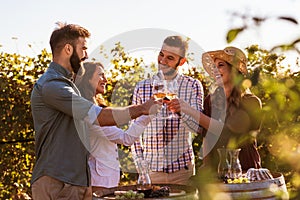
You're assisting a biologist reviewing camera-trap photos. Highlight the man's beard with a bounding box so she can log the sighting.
[160,58,181,77]
[70,50,83,74]
[163,67,177,76]
[159,64,178,76]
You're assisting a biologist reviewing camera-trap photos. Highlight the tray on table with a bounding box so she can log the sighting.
[92,184,199,200]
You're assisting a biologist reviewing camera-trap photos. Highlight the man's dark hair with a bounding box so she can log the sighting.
[163,36,189,57]
[50,22,91,56]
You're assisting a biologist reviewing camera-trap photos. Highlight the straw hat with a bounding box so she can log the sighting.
[202,46,248,77]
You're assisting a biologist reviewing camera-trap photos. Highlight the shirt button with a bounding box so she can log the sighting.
[116,157,119,160]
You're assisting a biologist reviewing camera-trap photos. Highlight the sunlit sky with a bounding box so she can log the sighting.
[1,0,300,71]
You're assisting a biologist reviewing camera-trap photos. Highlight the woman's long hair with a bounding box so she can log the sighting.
[226,65,248,117]
[75,62,104,103]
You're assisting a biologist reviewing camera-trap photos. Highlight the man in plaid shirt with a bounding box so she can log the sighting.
[131,36,204,185]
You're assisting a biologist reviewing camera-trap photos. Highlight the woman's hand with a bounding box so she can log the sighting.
[166,98,188,114]
[141,97,162,116]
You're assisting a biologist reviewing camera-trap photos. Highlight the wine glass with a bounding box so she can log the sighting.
[165,80,180,118]
[152,79,166,101]
[152,79,168,119]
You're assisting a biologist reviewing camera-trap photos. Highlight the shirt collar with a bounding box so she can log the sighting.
[49,62,74,80]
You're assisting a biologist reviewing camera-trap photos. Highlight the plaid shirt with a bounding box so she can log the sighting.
[131,74,204,173]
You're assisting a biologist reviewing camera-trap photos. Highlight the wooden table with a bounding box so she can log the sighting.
[92,184,199,200]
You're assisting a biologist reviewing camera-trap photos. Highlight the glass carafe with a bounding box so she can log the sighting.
[228,148,242,179]
[217,148,230,180]
[136,158,152,197]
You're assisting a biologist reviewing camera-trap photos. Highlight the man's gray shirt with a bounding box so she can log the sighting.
[30,62,98,186]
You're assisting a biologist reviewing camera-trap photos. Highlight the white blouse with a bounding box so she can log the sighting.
[88,115,151,187]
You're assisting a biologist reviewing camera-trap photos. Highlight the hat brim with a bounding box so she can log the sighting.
[202,49,247,77]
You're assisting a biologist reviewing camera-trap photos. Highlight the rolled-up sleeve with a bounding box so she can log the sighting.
[84,104,102,125]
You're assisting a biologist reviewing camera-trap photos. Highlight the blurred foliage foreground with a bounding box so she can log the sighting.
[0,44,300,199]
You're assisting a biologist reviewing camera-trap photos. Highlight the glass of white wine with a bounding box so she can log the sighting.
[152,79,168,119]
[152,79,166,100]
[165,80,180,118]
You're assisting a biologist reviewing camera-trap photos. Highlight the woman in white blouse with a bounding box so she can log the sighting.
[75,62,153,192]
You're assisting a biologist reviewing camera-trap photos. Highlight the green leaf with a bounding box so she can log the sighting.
[226,27,245,43]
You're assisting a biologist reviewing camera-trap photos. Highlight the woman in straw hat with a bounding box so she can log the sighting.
[167,46,262,173]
